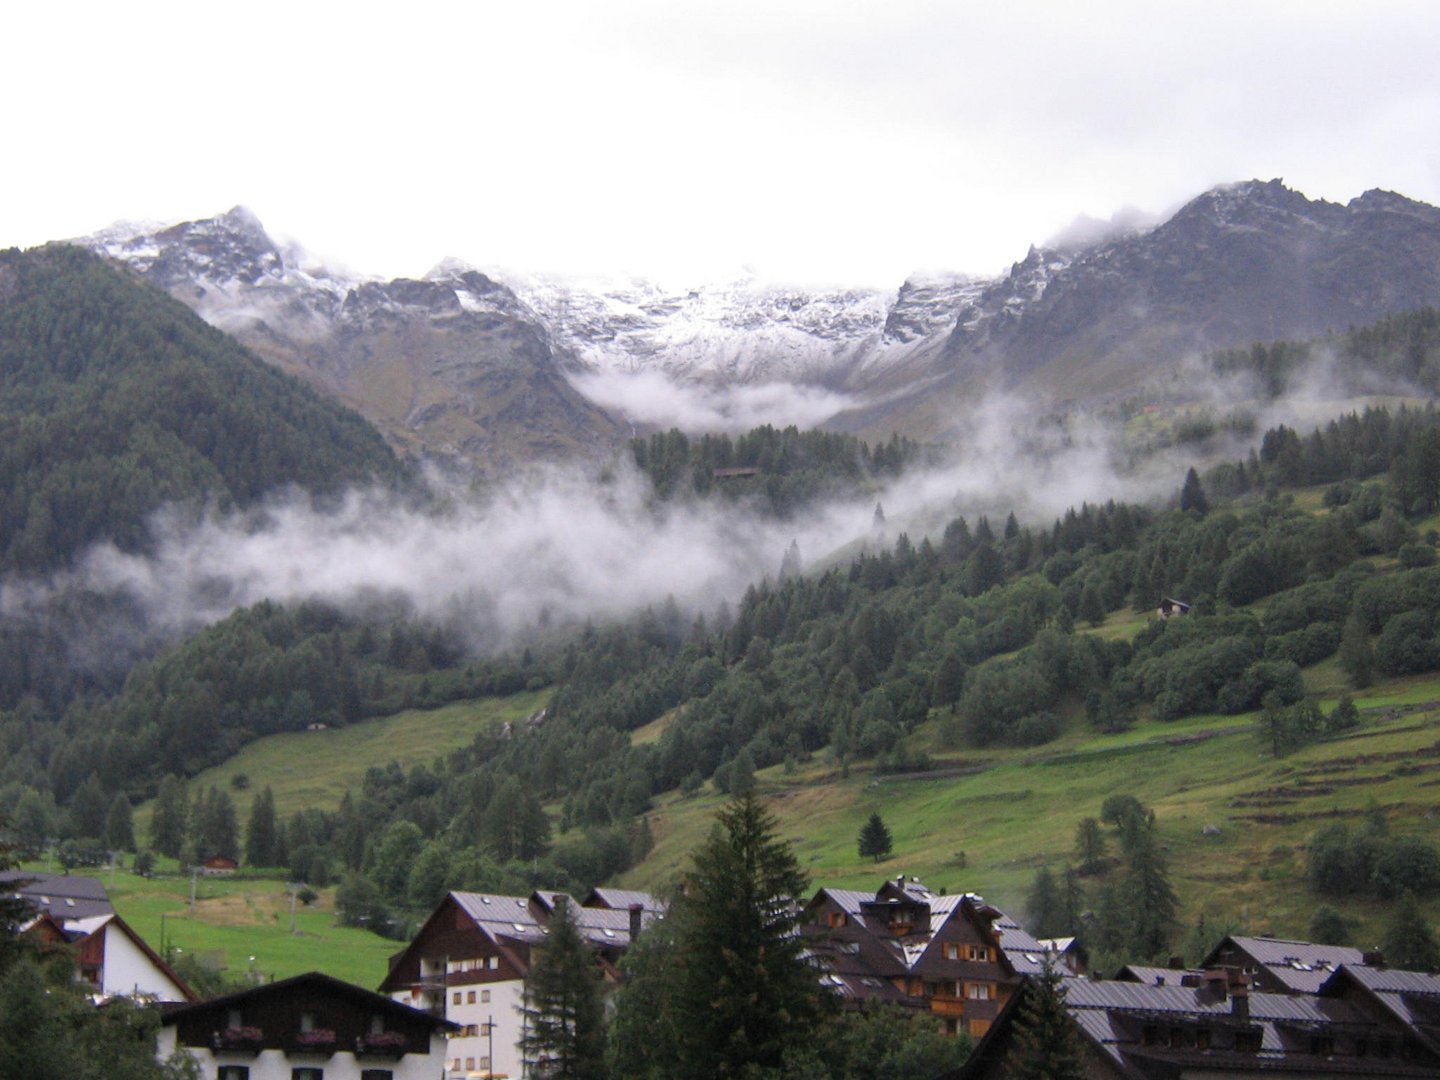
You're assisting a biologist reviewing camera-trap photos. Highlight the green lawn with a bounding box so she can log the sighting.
[23,859,401,989]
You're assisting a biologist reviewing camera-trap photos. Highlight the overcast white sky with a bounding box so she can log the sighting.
[5,1,1439,286]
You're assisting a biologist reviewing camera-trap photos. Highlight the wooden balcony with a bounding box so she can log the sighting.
[930,994,966,1018]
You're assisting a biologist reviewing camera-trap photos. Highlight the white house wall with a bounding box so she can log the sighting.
[443,977,526,1079]
[99,922,190,1002]
[157,1028,451,1080]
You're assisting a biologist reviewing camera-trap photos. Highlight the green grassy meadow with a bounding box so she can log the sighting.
[619,681,1440,952]
[137,690,550,833]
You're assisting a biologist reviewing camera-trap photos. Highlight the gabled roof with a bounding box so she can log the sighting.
[581,887,667,915]
[164,970,456,1032]
[380,888,658,993]
[1320,964,1440,1057]
[72,911,197,1002]
[957,972,1440,1080]
[1,871,114,921]
[1205,935,1370,994]
[805,878,1026,999]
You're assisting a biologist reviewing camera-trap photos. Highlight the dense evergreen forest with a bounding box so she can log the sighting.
[630,426,928,513]
[5,395,1440,939]
[1211,305,1440,397]
[3,265,1440,953]
[0,244,407,575]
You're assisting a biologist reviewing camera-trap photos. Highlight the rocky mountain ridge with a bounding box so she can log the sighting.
[78,179,1440,467]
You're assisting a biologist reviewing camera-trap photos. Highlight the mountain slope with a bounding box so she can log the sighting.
[88,210,627,473]
[82,181,1440,463]
[0,244,405,573]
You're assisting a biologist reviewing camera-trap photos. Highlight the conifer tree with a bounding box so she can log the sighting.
[149,775,188,859]
[520,899,607,1079]
[104,794,135,853]
[1383,891,1440,972]
[1026,866,1066,938]
[858,812,894,863]
[1180,467,1209,515]
[245,786,279,868]
[68,773,108,841]
[1005,957,1086,1080]
[655,793,827,1078]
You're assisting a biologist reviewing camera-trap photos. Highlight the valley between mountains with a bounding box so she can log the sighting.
[5,176,1440,1015]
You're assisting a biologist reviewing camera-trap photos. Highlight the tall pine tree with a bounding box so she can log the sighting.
[1004,958,1086,1080]
[520,899,607,1079]
[858,812,894,863]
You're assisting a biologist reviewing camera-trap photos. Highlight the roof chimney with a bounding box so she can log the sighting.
[1362,950,1385,968]
[1230,973,1250,1022]
[628,903,643,941]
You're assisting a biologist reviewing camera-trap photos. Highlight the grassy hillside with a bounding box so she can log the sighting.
[137,689,550,833]
[617,641,1440,953]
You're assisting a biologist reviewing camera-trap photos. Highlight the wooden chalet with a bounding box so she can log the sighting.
[952,966,1440,1080]
[1201,934,1377,995]
[801,876,1043,1038]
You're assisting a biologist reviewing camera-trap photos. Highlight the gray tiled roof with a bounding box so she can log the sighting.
[1,871,115,922]
[1209,935,1370,994]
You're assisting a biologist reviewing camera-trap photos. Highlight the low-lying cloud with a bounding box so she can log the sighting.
[0,362,1387,689]
[567,368,859,433]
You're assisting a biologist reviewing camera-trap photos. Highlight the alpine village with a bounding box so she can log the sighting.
[9,178,1440,1080]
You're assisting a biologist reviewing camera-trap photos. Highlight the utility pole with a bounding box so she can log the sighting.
[487,1014,494,1079]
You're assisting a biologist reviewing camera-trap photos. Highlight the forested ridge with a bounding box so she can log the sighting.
[0,244,407,574]
[5,394,1440,937]
[3,283,1440,957]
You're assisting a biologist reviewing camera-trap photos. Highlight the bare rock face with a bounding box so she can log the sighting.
[86,211,626,475]
[83,180,1440,464]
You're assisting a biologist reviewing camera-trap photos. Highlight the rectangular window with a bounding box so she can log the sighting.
[465,1059,475,1071]
[481,989,491,1003]
[479,1058,490,1071]
[360,1072,394,1080]
[967,945,990,962]
[452,991,461,1005]
[480,1023,492,1036]
[966,983,993,1000]
[946,943,959,960]
[467,990,477,1003]
[218,1069,250,1080]
[291,1069,323,1080]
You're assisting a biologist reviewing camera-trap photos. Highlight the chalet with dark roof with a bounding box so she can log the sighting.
[1319,965,1440,1061]
[801,876,1033,1038]
[157,971,455,1080]
[380,887,662,1079]
[1203,934,1375,995]
[953,967,1440,1079]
